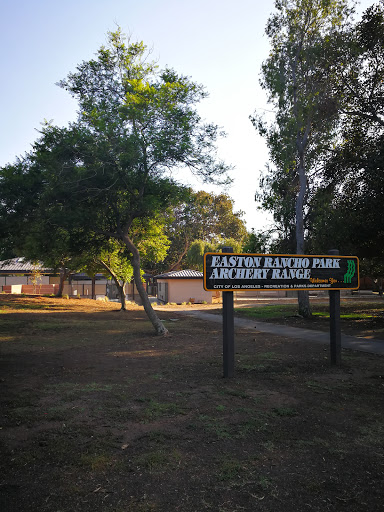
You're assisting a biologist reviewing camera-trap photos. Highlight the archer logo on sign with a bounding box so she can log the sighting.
[203,253,359,292]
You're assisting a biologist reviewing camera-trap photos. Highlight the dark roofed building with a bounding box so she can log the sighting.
[155,269,204,280]
[0,258,53,274]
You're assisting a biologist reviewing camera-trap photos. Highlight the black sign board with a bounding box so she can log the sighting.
[204,253,359,292]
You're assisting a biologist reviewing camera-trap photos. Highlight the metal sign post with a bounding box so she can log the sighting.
[203,251,359,371]
[222,247,235,378]
[329,250,341,365]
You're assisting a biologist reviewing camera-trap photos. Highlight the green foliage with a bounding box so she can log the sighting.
[308,3,384,268]
[133,216,171,269]
[186,236,244,271]
[0,29,231,334]
[242,229,271,253]
[253,0,354,317]
[154,189,247,273]
[253,0,353,254]
[98,240,134,283]
[254,1,384,285]
[186,240,216,271]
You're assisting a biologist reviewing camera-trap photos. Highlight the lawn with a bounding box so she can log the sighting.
[0,294,383,511]
[235,300,384,339]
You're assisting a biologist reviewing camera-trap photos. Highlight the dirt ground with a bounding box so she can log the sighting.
[0,294,383,512]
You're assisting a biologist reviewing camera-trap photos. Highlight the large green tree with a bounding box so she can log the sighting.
[252,0,353,316]
[96,240,134,310]
[154,189,247,273]
[186,237,243,271]
[1,30,231,335]
[308,3,384,264]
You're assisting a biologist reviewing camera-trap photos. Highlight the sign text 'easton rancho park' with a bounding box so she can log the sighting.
[204,253,359,292]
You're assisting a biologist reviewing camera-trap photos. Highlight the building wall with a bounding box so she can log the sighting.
[0,275,108,297]
[156,278,213,304]
[63,283,107,297]
[0,276,50,286]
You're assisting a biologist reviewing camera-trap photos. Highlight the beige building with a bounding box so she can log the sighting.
[155,269,217,304]
[0,258,109,297]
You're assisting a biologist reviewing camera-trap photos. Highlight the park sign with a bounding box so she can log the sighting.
[204,253,359,292]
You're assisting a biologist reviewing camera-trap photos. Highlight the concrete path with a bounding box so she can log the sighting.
[179,310,384,356]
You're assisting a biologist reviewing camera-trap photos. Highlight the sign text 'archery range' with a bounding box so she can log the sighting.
[203,253,359,292]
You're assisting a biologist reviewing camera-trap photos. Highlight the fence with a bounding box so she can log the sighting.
[1,284,58,295]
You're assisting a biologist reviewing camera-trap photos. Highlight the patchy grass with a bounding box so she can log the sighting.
[0,294,383,511]
[235,304,298,319]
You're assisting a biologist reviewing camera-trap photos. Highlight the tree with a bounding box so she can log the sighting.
[0,149,102,296]
[132,216,170,272]
[334,2,384,129]
[252,0,353,316]
[97,240,134,310]
[99,216,171,310]
[186,240,217,271]
[186,238,243,271]
[1,30,231,335]
[242,229,271,254]
[307,3,384,268]
[0,157,46,260]
[157,190,247,273]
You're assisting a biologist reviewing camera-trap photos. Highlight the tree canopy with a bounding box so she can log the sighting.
[312,2,384,261]
[254,1,384,296]
[0,29,232,335]
[152,189,247,274]
[252,0,353,316]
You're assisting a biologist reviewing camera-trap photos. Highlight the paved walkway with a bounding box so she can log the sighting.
[179,310,384,356]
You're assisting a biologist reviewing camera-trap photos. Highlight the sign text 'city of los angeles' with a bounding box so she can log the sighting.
[204,253,359,292]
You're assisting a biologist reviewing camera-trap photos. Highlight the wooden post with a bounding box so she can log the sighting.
[329,249,341,365]
[222,246,235,378]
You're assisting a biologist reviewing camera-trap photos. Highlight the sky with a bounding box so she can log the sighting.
[0,0,374,232]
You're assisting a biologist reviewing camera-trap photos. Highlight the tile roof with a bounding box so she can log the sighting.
[0,258,53,273]
[155,269,203,279]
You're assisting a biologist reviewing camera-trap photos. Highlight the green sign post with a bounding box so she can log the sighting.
[204,250,359,376]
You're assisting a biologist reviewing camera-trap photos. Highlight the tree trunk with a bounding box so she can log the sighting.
[295,153,311,318]
[122,233,168,336]
[56,268,70,297]
[119,285,127,310]
[298,290,312,317]
[91,275,96,299]
[98,260,127,310]
[168,240,190,272]
[112,280,127,310]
